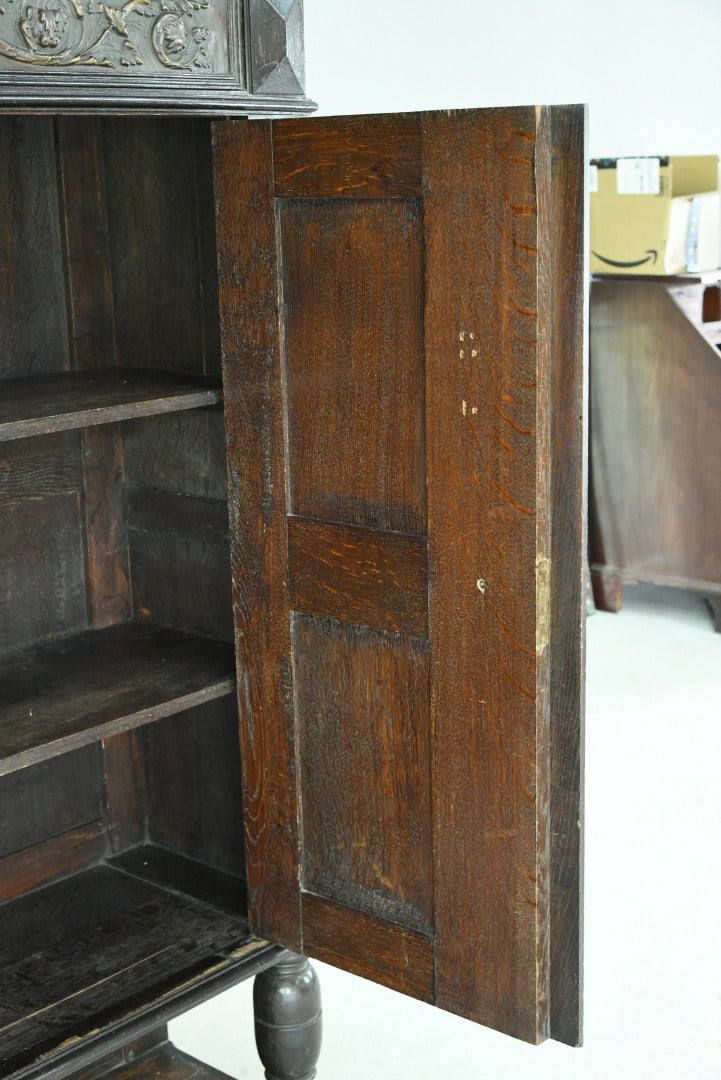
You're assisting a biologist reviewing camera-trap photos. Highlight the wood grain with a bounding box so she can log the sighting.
[0,490,87,652]
[0,623,235,775]
[56,118,117,376]
[0,862,251,1078]
[213,117,301,949]
[287,517,428,637]
[0,745,104,859]
[125,487,233,642]
[101,119,210,377]
[0,117,69,380]
[294,613,433,936]
[537,104,586,1047]
[301,892,434,1003]
[0,371,223,442]
[143,701,246,880]
[213,108,584,1044]
[423,107,547,1043]
[0,822,106,903]
[81,424,131,628]
[281,196,427,534]
[273,113,422,198]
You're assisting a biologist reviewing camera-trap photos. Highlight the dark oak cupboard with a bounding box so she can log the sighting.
[0,29,586,1076]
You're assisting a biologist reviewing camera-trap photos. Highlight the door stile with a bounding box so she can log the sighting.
[537,104,587,1048]
[213,117,302,952]
[423,107,551,1043]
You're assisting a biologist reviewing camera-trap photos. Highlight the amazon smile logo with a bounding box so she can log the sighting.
[592,249,659,269]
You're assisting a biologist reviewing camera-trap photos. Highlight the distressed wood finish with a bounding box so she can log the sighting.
[422,108,548,1041]
[213,118,301,950]
[293,613,433,935]
[0,623,235,775]
[0,862,252,1079]
[281,196,427,534]
[539,105,586,1047]
[287,517,428,637]
[0,372,223,442]
[216,108,585,1044]
[301,894,435,1003]
[0,112,307,1080]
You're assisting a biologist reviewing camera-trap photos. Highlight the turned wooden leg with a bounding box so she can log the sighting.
[254,952,322,1080]
[591,564,623,613]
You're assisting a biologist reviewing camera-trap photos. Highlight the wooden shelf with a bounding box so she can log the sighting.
[0,371,223,443]
[0,848,259,1079]
[0,623,236,775]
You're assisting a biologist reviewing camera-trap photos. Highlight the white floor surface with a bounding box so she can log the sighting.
[171,584,721,1078]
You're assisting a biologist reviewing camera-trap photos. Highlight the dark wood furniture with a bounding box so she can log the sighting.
[0,93,586,1080]
[590,275,721,630]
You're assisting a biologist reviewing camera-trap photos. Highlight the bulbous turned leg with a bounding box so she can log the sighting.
[253,952,322,1080]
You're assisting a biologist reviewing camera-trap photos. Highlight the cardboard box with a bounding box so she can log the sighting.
[590,155,720,275]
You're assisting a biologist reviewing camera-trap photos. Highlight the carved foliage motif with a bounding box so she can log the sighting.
[0,0,218,70]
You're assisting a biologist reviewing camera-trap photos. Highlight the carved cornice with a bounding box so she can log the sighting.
[0,0,224,71]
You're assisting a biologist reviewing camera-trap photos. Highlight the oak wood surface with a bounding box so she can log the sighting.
[293,613,433,935]
[0,118,69,380]
[216,108,585,1045]
[0,823,107,904]
[300,893,434,1003]
[422,107,548,1042]
[272,113,422,198]
[280,195,427,535]
[212,117,301,950]
[0,745,104,860]
[0,623,235,775]
[539,105,586,1047]
[0,371,223,442]
[0,860,252,1078]
[287,517,428,637]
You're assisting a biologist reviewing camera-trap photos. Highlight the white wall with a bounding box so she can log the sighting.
[304,0,721,158]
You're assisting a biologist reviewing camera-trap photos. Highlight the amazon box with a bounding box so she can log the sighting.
[590,155,720,275]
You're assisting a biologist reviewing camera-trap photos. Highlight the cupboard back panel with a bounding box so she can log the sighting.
[122,410,228,502]
[100,118,221,379]
[0,118,69,379]
[125,487,233,643]
[0,432,88,652]
[0,746,104,861]
[142,699,246,879]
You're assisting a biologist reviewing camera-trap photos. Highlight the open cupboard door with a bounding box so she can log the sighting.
[213,106,585,1048]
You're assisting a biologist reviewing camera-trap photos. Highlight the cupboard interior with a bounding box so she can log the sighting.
[0,115,250,1076]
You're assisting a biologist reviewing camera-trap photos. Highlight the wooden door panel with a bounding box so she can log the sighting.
[281,196,427,533]
[214,105,585,1047]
